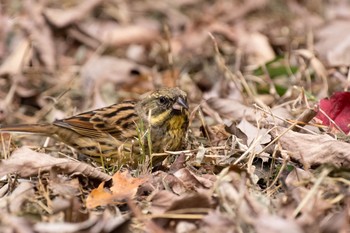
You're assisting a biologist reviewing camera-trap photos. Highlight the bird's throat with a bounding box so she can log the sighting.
[149,109,188,130]
[149,109,172,126]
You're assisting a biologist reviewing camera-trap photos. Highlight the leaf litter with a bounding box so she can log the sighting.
[1,0,350,232]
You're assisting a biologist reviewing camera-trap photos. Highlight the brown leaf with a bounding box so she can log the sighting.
[44,0,103,28]
[0,214,33,233]
[0,39,31,76]
[80,56,153,107]
[238,32,275,66]
[149,190,181,214]
[7,182,35,214]
[149,169,214,196]
[78,20,159,46]
[272,127,350,168]
[201,210,236,233]
[150,171,187,195]
[20,0,56,72]
[201,123,233,144]
[238,118,271,145]
[320,209,350,233]
[173,168,215,190]
[151,192,211,228]
[0,147,111,181]
[205,98,256,122]
[315,20,350,66]
[49,177,81,197]
[86,171,146,208]
[35,209,129,233]
[255,216,303,233]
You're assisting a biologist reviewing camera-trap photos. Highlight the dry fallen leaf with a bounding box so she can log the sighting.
[173,167,215,190]
[272,127,350,168]
[150,171,188,195]
[315,20,350,66]
[0,181,35,214]
[34,213,130,233]
[20,0,56,72]
[0,147,111,181]
[255,215,303,233]
[78,20,159,47]
[80,56,153,107]
[151,192,211,228]
[44,0,103,28]
[86,170,146,208]
[0,39,31,76]
[238,32,275,66]
[200,210,236,233]
[205,98,257,122]
[149,190,182,215]
[237,118,271,154]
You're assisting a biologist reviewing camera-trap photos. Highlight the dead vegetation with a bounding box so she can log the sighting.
[1,0,350,232]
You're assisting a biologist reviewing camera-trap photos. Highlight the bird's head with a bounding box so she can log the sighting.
[137,87,189,128]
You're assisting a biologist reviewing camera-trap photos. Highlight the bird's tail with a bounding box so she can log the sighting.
[0,124,53,135]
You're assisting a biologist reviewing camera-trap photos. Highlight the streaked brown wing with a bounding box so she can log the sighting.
[53,101,139,140]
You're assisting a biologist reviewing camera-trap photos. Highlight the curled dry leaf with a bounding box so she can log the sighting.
[205,98,256,122]
[294,49,327,81]
[149,190,181,215]
[151,192,211,228]
[171,29,210,56]
[237,118,271,154]
[0,182,35,214]
[320,210,350,233]
[200,210,236,233]
[173,168,215,190]
[271,127,350,168]
[80,56,153,107]
[0,147,111,181]
[34,215,98,233]
[0,39,31,76]
[49,177,81,197]
[149,168,214,196]
[315,20,350,66]
[20,0,56,72]
[282,167,333,227]
[285,167,313,188]
[44,0,103,28]
[78,20,159,47]
[0,14,14,59]
[238,32,275,66]
[201,123,234,144]
[176,221,197,233]
[34,211,129,233]
[166,191,211,211]
[0,214,33,233]
[255,215,303,233]
[205,97,291,127]
[151,171,188,195]
[86,171,146,209]
[294,49,328,98]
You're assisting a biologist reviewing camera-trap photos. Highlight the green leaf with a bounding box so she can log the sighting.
[254,56,298,79]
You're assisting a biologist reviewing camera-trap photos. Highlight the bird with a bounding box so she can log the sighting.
[0,87,189,165]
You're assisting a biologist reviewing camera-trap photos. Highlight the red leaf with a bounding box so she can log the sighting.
[315,92,350,134]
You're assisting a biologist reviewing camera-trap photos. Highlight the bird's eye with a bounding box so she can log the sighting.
[159,96,168,105]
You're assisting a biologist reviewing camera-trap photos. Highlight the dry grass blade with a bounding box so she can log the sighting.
[292,168,331,218]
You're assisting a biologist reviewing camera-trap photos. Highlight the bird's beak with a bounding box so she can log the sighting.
[173,96,189,111]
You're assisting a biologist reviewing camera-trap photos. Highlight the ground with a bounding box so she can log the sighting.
[0,0,350,232]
